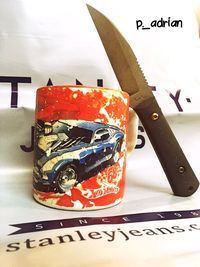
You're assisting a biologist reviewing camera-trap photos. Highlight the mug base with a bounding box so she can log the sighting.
[33,192,122,211]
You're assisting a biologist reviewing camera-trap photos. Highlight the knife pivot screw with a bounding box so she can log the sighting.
[178,166,185,174]
[151,112,159,121]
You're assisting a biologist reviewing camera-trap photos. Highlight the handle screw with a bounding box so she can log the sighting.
[151,112,159,121]
[179,166,185,174]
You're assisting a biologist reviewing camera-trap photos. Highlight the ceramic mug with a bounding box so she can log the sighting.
[33,85,133,210]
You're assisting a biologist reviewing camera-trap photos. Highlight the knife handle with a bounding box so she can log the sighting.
[134,96,199,196]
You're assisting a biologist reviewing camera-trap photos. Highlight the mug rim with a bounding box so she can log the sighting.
[36,84,130,98]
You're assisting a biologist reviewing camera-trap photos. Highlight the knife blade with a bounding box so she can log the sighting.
[87,4,199,196]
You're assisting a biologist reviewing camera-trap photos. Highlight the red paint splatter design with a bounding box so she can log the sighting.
[33,85,129,210]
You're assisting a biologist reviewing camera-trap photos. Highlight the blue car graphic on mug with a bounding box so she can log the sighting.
[33,120,124,193]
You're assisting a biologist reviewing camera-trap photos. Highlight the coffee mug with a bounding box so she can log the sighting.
[33,85,131,210]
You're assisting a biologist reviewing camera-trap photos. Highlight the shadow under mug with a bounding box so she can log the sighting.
[33,85,130,210]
